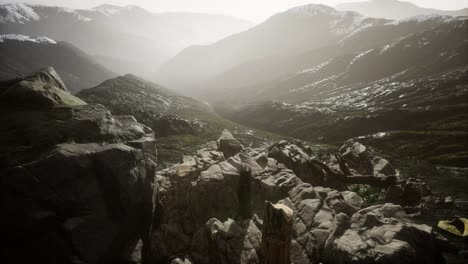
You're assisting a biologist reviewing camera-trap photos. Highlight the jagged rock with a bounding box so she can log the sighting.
[217,129,243,158]
[339,140,374,175]
[152,132,450,264]
[326,204,443,264]
[260,202,293,264]
[267,140,325,185]
[385,178,432,206]
[191,218,262,264]
[0,69,158,264]
[373,158,396,177]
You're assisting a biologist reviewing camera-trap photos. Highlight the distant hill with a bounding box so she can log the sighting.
[77,74,280,166]
[0,34,115,93]
[336,0,468,20]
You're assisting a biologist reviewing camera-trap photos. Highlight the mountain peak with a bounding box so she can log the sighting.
[286,4,340,16]
[93,4,149,16]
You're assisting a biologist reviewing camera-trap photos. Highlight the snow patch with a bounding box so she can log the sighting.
[297,59,332,75]
[386,14,465,25]
[0,34,57,44]
[93,4,123,16]
[0,3,39,24]
[349,49,374,66]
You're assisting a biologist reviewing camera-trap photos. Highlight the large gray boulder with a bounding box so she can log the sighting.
[217,129,243,158]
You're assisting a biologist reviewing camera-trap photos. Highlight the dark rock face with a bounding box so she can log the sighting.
[0,68,158,264]
[260,202,293,264]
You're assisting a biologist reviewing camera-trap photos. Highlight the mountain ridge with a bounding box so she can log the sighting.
[336,0,468,20]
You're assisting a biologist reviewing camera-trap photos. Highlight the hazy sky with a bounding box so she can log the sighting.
[1,0,468,22]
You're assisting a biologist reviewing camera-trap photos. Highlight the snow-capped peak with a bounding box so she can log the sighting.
[286,4,341,16]
[93,4,123,16]
[0,34,57,44]
[0,3,39,24]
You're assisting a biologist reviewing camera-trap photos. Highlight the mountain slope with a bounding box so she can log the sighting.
[0,3,253,78]
[77,75,281,166]
[336,0,468,20]
[0,34,115,93]
[218,66,468,167]
[157,4,388,92]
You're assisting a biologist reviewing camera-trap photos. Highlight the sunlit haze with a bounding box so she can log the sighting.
[1,0,467,21]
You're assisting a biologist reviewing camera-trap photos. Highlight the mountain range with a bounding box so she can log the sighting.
[0,3,253,78]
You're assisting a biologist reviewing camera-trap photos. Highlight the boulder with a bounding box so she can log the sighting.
[0,67,85,108]
[217,129,243,158]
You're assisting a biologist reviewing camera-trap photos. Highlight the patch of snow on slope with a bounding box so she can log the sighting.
[0,3,39,24]
[386,14,464,25]
[56,6,92,22]
[349,49,374,66]
[0,34,57,44]
[297,59,332,75]
[93,4,123,16]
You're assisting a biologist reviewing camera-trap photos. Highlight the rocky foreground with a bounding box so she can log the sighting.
[0,68,463,263]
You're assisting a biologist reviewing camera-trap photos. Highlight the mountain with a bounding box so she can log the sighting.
[0,3,253,78]
[157,4,467,100]
[157,4,388,93]
[336,0,468,20]
[0,34,115,93]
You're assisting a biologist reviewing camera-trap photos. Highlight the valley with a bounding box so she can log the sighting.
[1,0,467,264]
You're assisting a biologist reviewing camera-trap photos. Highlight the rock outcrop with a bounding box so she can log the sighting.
[0,68,158,264]
[151,131,451,264]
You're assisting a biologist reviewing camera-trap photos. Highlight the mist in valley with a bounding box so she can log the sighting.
[1,1,468,264]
